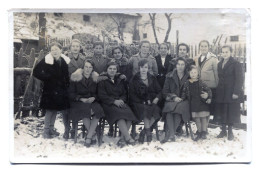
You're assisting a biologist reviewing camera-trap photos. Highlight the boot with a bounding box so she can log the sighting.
[217,124,227,138]
[43,129,52,139]
[201,131,207,139]
[194,132,201,141]
[160,130,170,144]
[70,129,75,139]
[228,126,234,141]
[49,128,60,136]
[145,128,152,143]
[62,113,70,139]
[138,129,145,144]
[63,130,69,139]
[108,126,114,137]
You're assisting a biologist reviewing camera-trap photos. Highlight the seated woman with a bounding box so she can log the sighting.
[69,60,105,147]
[129,59,162,144]
[98,61,137,147]
[161,57,191,143]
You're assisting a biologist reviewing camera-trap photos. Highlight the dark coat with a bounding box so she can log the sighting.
[155,54,173,87]
[162,70,190,122]
[129,73,162,121]
[68,74,104,121]
[215,57,244,103]
[33,57,70,110]
[98,74,137,125]
[91,55,110,74]
[113,57,131,81]
[182,79,212,112]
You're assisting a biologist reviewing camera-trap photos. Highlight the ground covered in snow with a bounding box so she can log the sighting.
[11,115,250,163]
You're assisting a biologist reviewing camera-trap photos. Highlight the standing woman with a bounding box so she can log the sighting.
[33,42,71,139]
[215,45,243,141]
[111,46,131,80]
[98,62,137,146]
[194,40,219,126]
[155,43,173,88]
[128,40,158,79]
[91,41,110,74]
[69,60,105,147]
[129,59,162,144]
[160,57,190,143]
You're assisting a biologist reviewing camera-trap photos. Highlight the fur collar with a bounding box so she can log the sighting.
[70,69,99,82]
[45,53,71,65]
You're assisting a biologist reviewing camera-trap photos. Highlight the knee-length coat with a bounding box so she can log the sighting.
[129,73,162,121]
[97,73,137,125]
[162,70,191,122]
[33,54,70,110]
[68,73,104,121]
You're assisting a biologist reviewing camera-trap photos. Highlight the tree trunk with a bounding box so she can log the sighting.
[164,13,172,43]
[38,13,46,51]
[149,13,159,44]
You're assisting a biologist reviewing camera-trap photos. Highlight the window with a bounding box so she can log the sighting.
[83,15,91,22]
[54,13,63,17]
[143,33,147,39]
[230,36,239,42]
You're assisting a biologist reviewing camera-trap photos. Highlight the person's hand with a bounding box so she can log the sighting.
[232,94,239,99]
[201,91,208,99]
[206,99,211,104]
[147,100,151,105]
[79,98,88,103]
[174,97,183,103]
[86,97,95,103]
[114,100,125,107]
[152,98,159,104]
[119,74,127,80]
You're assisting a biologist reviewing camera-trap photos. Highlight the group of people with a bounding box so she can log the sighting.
[33,38,244,148]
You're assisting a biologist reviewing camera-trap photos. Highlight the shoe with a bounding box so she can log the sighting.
[160,132,175,144]
[217,130,227,138]
[43,129,52,139]
[49,129,60,136]
[108,127,114,137]
[201,131,207,139]
[176,125,183,136]
[91,133,97,145]
[138,129,145,144]
[228,130,234,141]
[63,130,69,140]
[84,138,92,148]
[117,138,126,147]
[194,132,201,141]
[125,138,135,146]
[70,130,75,139]
[145,128,152,143]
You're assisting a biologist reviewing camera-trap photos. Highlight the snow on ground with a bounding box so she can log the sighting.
[11,114,250,163]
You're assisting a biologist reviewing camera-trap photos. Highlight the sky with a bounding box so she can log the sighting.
[139,10,249,45]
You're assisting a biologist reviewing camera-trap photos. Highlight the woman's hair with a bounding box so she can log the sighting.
[93,41,104,49]
[176,57,187,69]
[221,45,233,53]
[70,39,81,47]
[177,43,190,54]
[112,46,123,56]
[138,58,149,68]
[159,43,169,50]
[106,61,119,71]
[84,59,95,68]
[199,40,210,49]
[49,42,62,50]
[188,65,199,72]
[139,40,151,49]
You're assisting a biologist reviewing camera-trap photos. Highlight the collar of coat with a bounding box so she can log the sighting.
[166,69,189,86]
[71,70,99,83]
[132,53,155,60]
[218,56,236,71]
[132,72,155,86]
[198,52,217,61]
[45,53,71,65]
[67,52,86,61]
[99,72,125,85]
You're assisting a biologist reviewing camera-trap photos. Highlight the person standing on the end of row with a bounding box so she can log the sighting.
[215,45,244,141]
[33,42,71,139]
[194,40,219,128]
[129,40,158,79]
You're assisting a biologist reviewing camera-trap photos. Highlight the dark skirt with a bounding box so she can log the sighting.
[162,100,191,122]
[210,88,217,116]
[132,103,161,122]
[102,104,137,125]
[69,101,105,121]
[215,103,241,124]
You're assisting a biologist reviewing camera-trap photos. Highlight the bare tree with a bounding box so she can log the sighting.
[149,13,159,44]
[109,14,125,41]
[164,13,173,43]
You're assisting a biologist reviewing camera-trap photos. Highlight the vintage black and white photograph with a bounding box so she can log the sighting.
[10,8,251,163]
